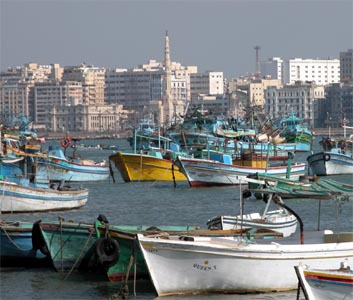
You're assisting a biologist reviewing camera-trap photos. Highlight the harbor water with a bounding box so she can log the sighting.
[1,138,352,300]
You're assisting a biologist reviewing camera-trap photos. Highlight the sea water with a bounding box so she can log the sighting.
[1,138,352,300]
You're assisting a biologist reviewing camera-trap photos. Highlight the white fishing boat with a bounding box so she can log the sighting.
[138,230,353,297]
[295,262,353,300]
[174,153,306,187]
[307,137,353,176]
[207,194,297,237]
[0,159,88,213]
[0,179,88,213]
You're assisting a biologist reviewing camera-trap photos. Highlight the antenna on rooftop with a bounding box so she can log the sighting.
[254,45,261,79]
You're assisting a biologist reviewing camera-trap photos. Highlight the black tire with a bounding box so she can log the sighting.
[96,237,120,268]
[32,220,50,256]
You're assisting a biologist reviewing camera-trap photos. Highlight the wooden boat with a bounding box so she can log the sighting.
[0,179,88,213]
[295,262,353,300]
[35,145,110,183]
[307,137,353,176]
[109,151,186,182]
[262,113,313,152]
[36,217,200,276]
[0,221,49,266]
[207,193,297,237]
[247,173,353,200]
[37,217,281,284]
[173,151,306,187]
[138,230,353,296]
[0,162,88,213]
[110,130,187,182]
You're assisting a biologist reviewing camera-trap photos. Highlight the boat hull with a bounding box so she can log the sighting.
[109,152,186,182]
[0,221,48,266]
[207,210,298,237]
[307,151,353,176]
[175,156,306,187]
[0,181,88,213]
[296,265,353,300]
[38,221,98,271]
[138,231,353,296]
[36,159,110,182]
[38,221,199,280]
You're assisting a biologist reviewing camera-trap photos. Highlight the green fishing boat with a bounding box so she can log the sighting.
[247,173,353,200]
[35,216,200,280]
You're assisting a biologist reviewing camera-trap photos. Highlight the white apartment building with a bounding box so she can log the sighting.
[62,64,105,105]
[261,57,340,85]
[265,81,325,127]
[105,60,196,111]
[33,81,83,125]
[190,71,224,101]
[0,82,32,120]
[237,79,282,108]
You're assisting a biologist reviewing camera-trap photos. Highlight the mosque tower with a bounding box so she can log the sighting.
[162,30,174,126]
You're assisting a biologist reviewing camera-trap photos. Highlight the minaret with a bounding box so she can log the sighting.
[163,30,173,126]
[165,31,171,103]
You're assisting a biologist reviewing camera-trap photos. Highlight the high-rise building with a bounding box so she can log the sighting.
[260,57,283,81]
[62,64,105,105]
[261,57,340,85]
[340,49,353,81]
[33,81,83,125]
[190,71,224,101]
[265,81,325,127]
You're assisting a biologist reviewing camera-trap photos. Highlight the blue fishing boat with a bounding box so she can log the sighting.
[0,221,50,266]
[35,145,110,183]
[277,113,313,152]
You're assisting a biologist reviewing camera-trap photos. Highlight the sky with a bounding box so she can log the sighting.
[1,0,352,78]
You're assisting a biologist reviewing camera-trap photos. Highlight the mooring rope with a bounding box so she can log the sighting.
[64,227,94,280]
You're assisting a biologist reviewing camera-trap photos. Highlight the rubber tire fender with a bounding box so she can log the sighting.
[31,220,50,256]
[96,237,120,268]
[324,153,330,161]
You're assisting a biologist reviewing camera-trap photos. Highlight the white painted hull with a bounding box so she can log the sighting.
[207,210,298,237]
[175,157,306,187]
[0,181,88,213]
[138,232,353,296]
[295,265,353,300]
[307,151,353,176]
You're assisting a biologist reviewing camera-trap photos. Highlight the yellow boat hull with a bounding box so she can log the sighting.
[109,152,186,182]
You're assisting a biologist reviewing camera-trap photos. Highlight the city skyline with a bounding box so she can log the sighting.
[1,0,352,78]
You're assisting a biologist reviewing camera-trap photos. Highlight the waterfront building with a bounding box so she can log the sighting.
[318,82,353,128]
[260,57,283,81]
[0,82,32,122]
[33,81,83,125]
[191,94,230,115]
[0,63,64,122]
[62,64,105,105]
[265,81,325,127]
[261,57,340,85]
[47,104,128,133]
[190,71,224,101]
[340,49,353,81]
[105,32,197,127]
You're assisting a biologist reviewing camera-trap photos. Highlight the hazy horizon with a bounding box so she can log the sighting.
[1,0,352,78]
